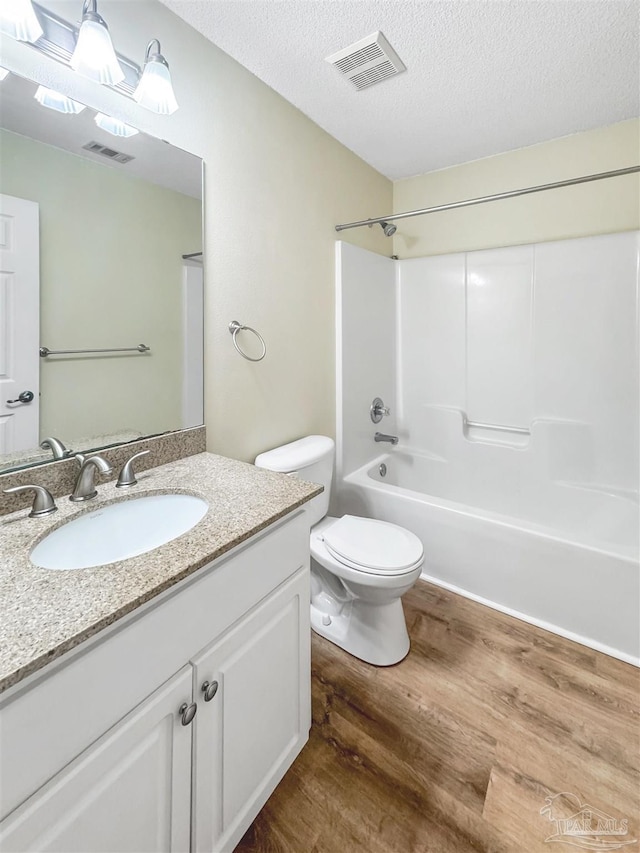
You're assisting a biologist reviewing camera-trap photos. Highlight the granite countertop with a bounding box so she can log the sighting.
[0,452,321,694]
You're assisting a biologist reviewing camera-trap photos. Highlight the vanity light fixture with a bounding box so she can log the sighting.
[70,0,124,85]
[0,0,43,42]
[94,112,139,138]
[133,39,178,115]
[35,85,86,114]
[2,2,179,114]
[0,68,10,82]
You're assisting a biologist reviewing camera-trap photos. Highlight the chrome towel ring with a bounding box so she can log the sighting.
[228,320,267,362]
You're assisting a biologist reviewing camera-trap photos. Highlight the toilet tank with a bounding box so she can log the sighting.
[255,435,334,527]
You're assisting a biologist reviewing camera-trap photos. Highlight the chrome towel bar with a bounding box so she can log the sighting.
[40,344,150,357]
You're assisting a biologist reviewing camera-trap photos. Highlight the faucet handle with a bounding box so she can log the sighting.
[116,450,150,488]
[3,485,58,518]
[370,397,391,424]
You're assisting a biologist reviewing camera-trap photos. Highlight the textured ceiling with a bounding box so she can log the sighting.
[160,0,640,180]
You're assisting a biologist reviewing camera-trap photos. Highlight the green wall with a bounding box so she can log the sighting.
[0,128,202,443]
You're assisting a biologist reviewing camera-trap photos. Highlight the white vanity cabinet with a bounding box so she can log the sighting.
[192,572,309,853]
[0,511,310,853]
[0,667,194,853]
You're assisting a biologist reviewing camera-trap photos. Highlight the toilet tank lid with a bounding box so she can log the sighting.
[255,435,334,473]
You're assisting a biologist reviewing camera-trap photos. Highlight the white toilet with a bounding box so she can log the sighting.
[255,435,424,666]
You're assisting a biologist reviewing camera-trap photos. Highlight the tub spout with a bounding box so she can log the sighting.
[374,432,399,445]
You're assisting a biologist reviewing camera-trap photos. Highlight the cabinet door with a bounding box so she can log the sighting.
[0,666,194,853]
[192,569,310,853]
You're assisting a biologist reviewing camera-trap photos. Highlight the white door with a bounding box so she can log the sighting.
[191,570,310,853]
[0,194,40,454]
[0,666,194,853]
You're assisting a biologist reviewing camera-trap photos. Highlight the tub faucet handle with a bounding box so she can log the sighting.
[370,397,391,424]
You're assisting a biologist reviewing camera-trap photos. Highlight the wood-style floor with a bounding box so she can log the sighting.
[238,580,640,853]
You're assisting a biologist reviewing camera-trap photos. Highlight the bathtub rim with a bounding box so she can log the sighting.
[342,453,640,667]
[344,451,639,564]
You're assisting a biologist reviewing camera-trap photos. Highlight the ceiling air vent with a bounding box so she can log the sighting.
[325,31,406,91]
[82,141,134,164]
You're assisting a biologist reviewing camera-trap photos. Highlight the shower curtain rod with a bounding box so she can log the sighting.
[334,165,640,232]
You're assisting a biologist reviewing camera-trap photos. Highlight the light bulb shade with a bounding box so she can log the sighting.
[94,113,139,138]
[70,17,124,85]
[0,0,43,42]
[35,86,86,114]
[134,56,178,115]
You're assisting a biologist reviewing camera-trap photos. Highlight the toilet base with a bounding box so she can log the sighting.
[310,597,410,666]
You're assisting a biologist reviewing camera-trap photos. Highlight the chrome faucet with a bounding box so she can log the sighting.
[70,454,113,502]
[40,436,71,460]
[374,432,399,445]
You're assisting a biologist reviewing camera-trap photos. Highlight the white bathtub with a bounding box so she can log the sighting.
[340,451,640,664]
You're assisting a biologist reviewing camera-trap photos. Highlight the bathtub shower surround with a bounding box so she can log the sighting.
[336,234,640,663]
[398,232,638,495]
[335,243,396,483]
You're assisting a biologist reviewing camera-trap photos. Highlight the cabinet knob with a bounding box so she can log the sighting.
[179,702,197,726]
[201,680,219,702]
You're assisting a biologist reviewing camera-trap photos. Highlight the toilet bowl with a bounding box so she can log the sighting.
[310,515,423,665]
[255,436,424,666]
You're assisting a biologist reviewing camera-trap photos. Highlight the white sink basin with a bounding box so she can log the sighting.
[31,494,209,570]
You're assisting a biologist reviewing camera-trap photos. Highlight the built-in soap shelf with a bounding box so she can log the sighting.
[462,416,531,447]
[420,405,595,460]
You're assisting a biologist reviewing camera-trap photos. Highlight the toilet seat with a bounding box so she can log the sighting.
[321,515,424,576]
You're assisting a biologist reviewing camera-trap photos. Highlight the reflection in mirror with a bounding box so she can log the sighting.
[0,71,203,475]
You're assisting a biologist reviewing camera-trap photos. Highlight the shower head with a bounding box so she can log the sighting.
[367,219,397,236]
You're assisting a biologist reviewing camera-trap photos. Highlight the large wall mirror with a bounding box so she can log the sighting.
[0,71,203,475]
